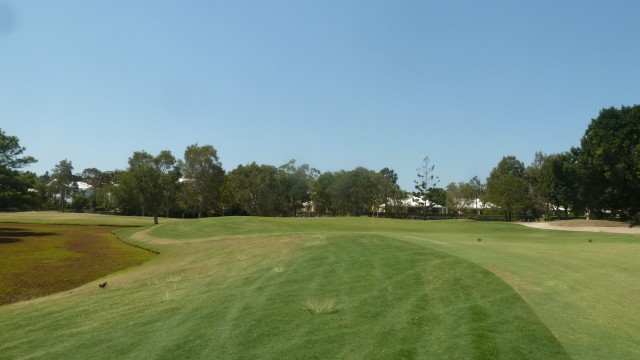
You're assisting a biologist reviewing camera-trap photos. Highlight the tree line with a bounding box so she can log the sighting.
[2,104,639,222]
[448,105,640,221]
[0,135,407,223]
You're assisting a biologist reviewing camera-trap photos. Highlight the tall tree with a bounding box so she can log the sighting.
[113,169,141,215]
[0,128,36,169]
[0,128,38,210]
[379,167,405,217]
[180,144,225,217]
[447,180,483,215]
[81,168,114,212]
[541,152,580,218]
[312,171,337,215]
[427,187,447,207]
[486,156,529,221]
[526,151,549,220]
[577,105,640,219]
[445,182,464,213]
[50,159,74,212]
[413,156,439,220]
[222,162,279,216]
[156,150,182,218]
[469,176,486,215]
[277,160,318,216]
[123,150,178,224]
[379,167,399,187]
[347,167,380,216]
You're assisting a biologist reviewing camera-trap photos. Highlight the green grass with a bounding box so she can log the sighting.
[1,214,639,358]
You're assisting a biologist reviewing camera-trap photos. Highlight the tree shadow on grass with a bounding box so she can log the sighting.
[0,227,58,242]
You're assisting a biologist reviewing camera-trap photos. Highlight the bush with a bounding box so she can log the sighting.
[71,194,90,213]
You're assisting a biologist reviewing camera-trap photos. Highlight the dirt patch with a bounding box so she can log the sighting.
[0,224,155,305]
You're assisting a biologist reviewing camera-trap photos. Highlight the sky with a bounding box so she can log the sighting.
[1,1,639,191]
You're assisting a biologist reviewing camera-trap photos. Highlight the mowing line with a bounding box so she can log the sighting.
[397,234,451,245]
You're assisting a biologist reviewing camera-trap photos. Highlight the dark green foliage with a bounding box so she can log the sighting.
[577,105,640,219]
[311,171,336,215]
[0,169,39,210]
[0,128,38,210]
[427,187,447,206]
[50,159,74,212]
[539,152,580,218]
[311,167,396,216]
[120,150,180,224]
[71,194,90,212]
[222,162,281,216]
[379,167,406,216]
[180,144,225,217]
[7,104,640,222]
[0,129,36,169]
[486,156,529,221]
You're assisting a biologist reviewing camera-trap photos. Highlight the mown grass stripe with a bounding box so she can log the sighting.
[2,214,638,358]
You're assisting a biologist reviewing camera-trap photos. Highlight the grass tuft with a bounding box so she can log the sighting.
[304,298,340,314]
[161,291,173,302]
[237,254,249,261]
[166,274,183,283]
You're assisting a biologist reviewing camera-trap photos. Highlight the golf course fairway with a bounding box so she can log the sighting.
[1,214,639,359]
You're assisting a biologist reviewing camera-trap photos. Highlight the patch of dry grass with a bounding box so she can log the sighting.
[0,223,155,305]
[303,298,340,314]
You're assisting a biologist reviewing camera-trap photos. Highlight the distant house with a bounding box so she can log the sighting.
[378,196,448,215]
[448,197,492,214]
[404,196,448,214]
[76,181,92,193]
[300,196,451,216]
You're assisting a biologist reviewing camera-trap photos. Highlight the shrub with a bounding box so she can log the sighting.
[71,194,90,213]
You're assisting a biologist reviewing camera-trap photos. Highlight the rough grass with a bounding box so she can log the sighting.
[1,214,639,358]
[303,298,340,314]
[0,223,155,305]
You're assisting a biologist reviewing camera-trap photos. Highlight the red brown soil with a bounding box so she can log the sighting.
[0,224,155,305]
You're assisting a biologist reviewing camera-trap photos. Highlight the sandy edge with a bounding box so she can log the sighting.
[518,222,640,235]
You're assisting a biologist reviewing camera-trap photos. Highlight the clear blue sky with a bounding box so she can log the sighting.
[2,1,639,191]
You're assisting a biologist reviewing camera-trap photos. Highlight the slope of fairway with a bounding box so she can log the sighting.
[0,216,569,359]
[147,217,640,359]
[391,221,640,359]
